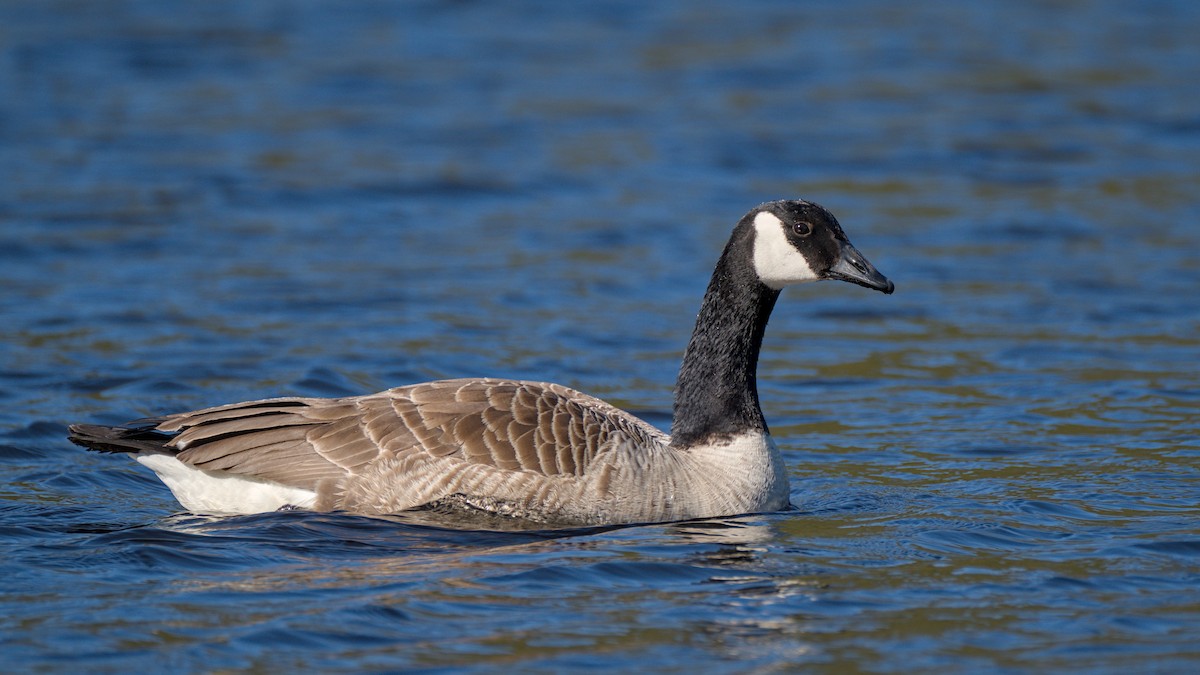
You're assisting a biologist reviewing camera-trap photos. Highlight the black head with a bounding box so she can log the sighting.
[747,199,894,294]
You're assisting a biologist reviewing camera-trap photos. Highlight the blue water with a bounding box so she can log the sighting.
[3,0,1200,671]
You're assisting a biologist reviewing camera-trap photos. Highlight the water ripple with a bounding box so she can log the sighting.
[2,0,1200,671]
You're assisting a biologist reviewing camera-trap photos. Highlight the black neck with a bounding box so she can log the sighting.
[670,225,779,448]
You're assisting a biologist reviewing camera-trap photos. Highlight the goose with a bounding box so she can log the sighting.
[68,199,893,526]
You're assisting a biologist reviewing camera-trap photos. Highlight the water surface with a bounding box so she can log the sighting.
[2,1,1199,671]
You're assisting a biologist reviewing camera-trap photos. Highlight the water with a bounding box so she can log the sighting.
[2,0,1199,670]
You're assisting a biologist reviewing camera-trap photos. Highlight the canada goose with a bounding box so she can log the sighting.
[69,199,893,525]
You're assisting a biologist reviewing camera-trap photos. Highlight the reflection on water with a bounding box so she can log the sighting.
[2,0,1199,671]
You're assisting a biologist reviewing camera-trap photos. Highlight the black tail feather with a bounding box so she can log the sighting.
[67,421,178,455]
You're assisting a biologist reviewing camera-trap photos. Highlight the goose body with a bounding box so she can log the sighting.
[69,200,893,526]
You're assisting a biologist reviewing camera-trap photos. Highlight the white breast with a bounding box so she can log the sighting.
[589,431,791,523]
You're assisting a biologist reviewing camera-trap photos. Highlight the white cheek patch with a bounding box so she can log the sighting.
[751,211,819,290]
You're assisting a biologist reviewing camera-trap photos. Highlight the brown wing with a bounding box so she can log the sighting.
[155,378,665,491]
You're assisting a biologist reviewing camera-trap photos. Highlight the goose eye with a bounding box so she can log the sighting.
[791,221,813,237]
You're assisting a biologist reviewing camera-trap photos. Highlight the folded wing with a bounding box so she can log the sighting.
[136,378,666,494]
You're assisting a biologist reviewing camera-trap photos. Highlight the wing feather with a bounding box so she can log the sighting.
[178,424,314,461]
[136,378,665,505]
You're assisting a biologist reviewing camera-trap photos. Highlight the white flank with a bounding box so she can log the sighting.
[751,211,819,290]
[136,454,317,515]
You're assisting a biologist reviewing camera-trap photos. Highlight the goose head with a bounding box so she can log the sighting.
[750,200,894,294]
